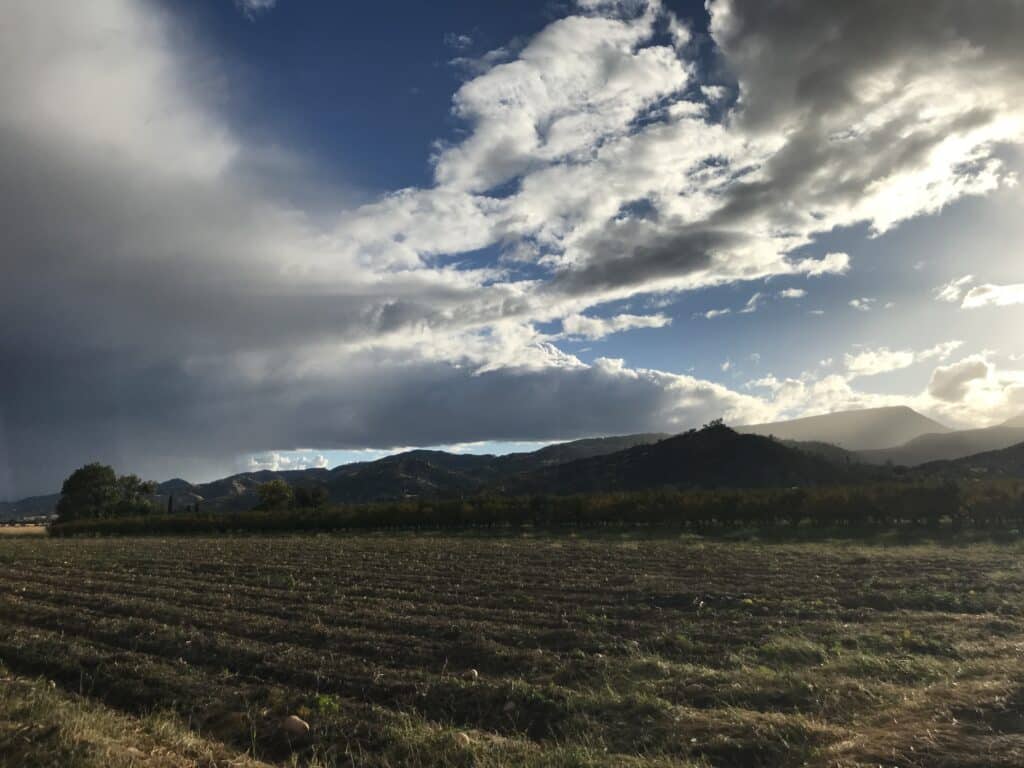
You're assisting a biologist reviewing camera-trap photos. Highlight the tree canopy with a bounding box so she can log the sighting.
[257,479,294,511]
[56,463,157,521]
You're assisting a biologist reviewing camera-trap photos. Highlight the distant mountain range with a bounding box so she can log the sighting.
[0,433,670,519]
[920,440,1024,478]
[917,438,1024,481]
[5,408,1024,520]
[0,428,859,518]
[740,408,1024,467]
[496,425,876,496]
[173,432,671,510]
[859,425,1024,466]
[0,492,61,520]
[1002,412,1024,429]
[737,406,950,451]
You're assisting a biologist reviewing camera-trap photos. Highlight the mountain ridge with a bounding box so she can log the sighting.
[10,407,1024,520]
[919,439,1024,478]
[1002,412,1024,429]
[860,426,1024,466]
[737,406,948,451]
[1,433,670,518]
[498,425,878,496]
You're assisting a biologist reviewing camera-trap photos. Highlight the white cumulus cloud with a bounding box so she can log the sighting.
[935,275,975,303]
[845,341,962,378]
[961,283,1024,309]
[561,312,671,340]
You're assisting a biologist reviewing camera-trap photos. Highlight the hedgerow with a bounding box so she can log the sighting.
[48,479,1024,536]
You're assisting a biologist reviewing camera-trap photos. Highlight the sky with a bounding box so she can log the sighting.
[1,0,1024,498]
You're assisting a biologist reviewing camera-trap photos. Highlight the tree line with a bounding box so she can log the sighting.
[52,466,329,522]
[48,467,1024,536]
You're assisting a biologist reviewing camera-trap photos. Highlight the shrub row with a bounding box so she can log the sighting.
[47,479,1024,537]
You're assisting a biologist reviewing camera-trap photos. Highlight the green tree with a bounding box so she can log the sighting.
[56,464,161,521]
[294,486,312,508]
[57,463,119,521]
[293,485,329,510]
[258,479,294,511]
[310,486,329,509]
[114,474,158,516]
[117,474,156,503]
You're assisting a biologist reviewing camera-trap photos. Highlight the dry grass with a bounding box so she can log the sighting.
[0,664,271,767]
[0,532,1023,766]
[0,526,46,537]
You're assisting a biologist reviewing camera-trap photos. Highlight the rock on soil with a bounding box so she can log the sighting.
[281,715,310,738]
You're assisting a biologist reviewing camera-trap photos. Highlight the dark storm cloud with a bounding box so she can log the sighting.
[707,108,998,232]
[537,0,1024,300]
[0,347,737,496]
[712,0,1024,132]
[0,102,663,496]
[547,220,728,296]
[0,81,743,496]
[928,357,990,403]
[705,0,1024,232]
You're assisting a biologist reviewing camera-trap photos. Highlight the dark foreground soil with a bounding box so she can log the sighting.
[1,532,1023,767]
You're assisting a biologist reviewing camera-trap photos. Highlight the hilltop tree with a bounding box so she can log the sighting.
[258,479,294,511]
